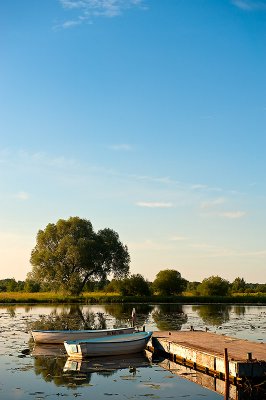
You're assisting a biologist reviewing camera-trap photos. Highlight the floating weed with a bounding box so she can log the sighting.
[104,394,120,396]
[120,375,136,380]
[28,392,46,396]
[143,383,161,390]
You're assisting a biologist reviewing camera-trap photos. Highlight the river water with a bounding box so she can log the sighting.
[0,303,265,400]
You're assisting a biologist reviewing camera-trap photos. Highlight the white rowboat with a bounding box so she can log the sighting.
[31,327,135,344]
[64,331,153,358]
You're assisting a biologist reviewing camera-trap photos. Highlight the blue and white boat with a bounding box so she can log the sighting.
[64,331,153,358]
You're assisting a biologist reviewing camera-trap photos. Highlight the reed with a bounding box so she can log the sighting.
[0,292,265,304]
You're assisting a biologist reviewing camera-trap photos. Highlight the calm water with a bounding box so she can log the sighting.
[0,303,265,400]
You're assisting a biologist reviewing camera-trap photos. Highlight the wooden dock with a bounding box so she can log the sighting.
[145,352,264,400]
[147,331,266,381]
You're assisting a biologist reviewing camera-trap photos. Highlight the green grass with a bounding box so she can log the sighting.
[0,291,266,304]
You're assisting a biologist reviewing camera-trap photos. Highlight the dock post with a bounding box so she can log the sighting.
[224,348,230,400]
[224,348,229,381]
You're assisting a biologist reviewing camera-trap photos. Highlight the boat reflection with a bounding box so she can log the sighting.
[31,344,151,387]
[31,344,66,356]
[63,352,152,374]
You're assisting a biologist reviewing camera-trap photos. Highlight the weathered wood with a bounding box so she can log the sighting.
[149,331,266,379]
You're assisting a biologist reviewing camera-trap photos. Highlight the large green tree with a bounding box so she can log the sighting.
[29,217,130,295]
[197,275,230,296]
[118,274,151,296]
[152,269,187,296]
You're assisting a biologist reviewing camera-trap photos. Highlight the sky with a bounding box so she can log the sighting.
[0,0,265,284]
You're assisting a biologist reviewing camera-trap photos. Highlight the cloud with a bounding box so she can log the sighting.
[190,243,218,250]
[61,20,82,28]
[136,201,174,208]
[57,0,147,28]
[109,144,133,151]
[200,197,226,209]
[231,0,266,10]
[128,239,172,251]
[169,236,188,241]
[218,211,246,219]
[15,192,30,201]
[200,210,247,219]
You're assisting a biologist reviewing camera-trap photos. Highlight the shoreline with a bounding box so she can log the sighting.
[0,292,266,304]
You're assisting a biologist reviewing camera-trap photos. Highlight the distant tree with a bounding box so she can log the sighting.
[198,276,230,296]
[24,279,40,293]
[29,217,130,295]
[231,277,246,293]
[118,274,151,296]
[152,269,187,296]
[103,279,120,293]
[186,281,201,294]
[256,283,266,293]
[83,278,110,292]
[5,278,18,292]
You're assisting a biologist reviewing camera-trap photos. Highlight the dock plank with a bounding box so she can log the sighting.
[152,331,266,362]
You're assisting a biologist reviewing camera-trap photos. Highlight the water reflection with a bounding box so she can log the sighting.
[0,304,265,400]
[31,348,151,387]
[104,303,152,328]
[28,305,107,331]
[152,304,188,330]
[233,305,246,316]
[6,306,16,317]
[153,354,266,400]
[192,304,231,326]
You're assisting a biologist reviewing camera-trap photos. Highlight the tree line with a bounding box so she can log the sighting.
[1,216,265,296]
[1,273,265,296]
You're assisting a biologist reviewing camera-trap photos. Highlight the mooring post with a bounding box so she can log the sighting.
[131,308,136,327]
[224,348,230,400]
[224,348,229,381]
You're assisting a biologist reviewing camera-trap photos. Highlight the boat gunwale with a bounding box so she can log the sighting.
[64,331,153,345]
[31,327,135,334]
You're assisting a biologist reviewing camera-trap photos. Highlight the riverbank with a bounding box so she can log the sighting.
[0,292,266,304]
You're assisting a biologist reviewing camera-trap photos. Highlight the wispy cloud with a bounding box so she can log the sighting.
[57,0,147,28]
[109,144,133,151]
[14,191,30,201]
[218,211,246,219]
[128,239,172,251]
[190,243,218,250]
[18,150,79,169]
[136,201,174,208]
[169,235,188,241]
[231,0,266,10]
[200,197,226,209]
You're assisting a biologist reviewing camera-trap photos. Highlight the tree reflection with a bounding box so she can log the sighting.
[28,305,107,331]
[192,304,231,326]
[6,306,16,317]
[234,305,246,316]
[104,304,152,329]
[32,352,151,387]
[33,355,95,386]
[152,304,187,331]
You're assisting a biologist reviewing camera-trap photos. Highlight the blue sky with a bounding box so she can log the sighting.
[0,0,265,283]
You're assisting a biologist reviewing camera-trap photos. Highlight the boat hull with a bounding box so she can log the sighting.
[31,327,135,344]
[64,331,153,359]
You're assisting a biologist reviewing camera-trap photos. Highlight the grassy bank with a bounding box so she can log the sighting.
[0,292,266,304]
